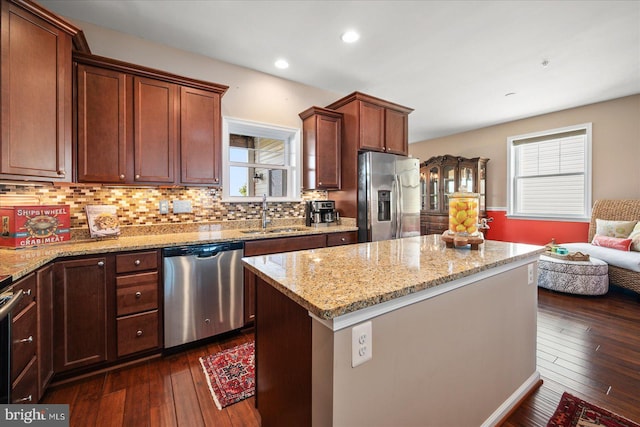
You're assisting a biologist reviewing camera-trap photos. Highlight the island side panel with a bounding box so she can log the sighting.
[255,275,312,427]
[323,262,538,427]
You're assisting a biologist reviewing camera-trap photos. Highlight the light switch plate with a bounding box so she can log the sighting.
[173,200,192,214]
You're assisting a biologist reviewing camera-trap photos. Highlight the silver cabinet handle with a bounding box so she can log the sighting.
[214,177,219,183]
[24,288,32,296]
[135,174,140,179]
[57,169,65,176]
[134,259,141,266]
[14,395,32,403]
[136,330,143,337]
[119,174,125,180]
[16,335,33,344]
[341,237,346,242]
[97,261,105,267]
[135,291,142,298]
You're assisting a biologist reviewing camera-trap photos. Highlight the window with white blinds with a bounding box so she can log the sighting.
[507,123,592,220]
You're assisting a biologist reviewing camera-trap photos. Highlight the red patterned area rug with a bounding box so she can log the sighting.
[199,341,255,410]
[548,392,640,427]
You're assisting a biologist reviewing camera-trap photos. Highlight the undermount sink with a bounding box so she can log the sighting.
[240,227,307,235]
[267,227,307,233]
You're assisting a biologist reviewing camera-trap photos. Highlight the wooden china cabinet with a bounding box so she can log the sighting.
[420,155,489,235]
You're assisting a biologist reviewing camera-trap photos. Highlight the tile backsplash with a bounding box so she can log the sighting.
[0,183,327,229]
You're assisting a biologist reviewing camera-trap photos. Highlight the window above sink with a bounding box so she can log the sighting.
[222,117,301,203]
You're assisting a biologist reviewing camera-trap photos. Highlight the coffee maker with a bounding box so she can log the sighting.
[305,200,340,227]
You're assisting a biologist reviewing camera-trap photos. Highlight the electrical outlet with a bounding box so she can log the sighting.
[173,200,192,214]
[528,263,534,285]
[159,200,169,214]
[352,321,372,367]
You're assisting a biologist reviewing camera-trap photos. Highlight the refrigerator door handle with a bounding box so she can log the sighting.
[397,174,404,237]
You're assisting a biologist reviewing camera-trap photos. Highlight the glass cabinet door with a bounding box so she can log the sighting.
[428,167,439,211]
[479,162,487,212]
[459,166,474,193]
[443,165,455,211]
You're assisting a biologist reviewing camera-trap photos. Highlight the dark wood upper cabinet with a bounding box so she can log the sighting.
[324,91,413,218]
[327,91,413,155]
[299,106,342,190]
[74,53,227,185]
[133,76,178,184]
[0,0,80,181]
[76,64,129,183]
[180,86,222,185]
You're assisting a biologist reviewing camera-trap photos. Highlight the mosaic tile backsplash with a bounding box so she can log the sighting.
[0,183,328,229]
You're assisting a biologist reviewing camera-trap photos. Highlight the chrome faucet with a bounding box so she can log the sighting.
[261,193,270,230]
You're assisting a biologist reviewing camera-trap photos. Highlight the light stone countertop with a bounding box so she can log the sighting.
[0,222,357,281]
[242,234,546,320]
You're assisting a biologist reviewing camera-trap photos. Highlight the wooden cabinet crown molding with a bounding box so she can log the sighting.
[326,91,413,114]
[73,52,228,95]
[9,0,80,36]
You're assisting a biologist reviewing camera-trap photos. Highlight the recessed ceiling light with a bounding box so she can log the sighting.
[274,59,289,69]
[341,30,360,43]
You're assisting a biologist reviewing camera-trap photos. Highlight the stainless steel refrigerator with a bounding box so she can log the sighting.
[358,151,421,242]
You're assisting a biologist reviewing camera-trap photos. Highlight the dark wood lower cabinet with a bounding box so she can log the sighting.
[256,276,311,427]
[53,256,115,373]
[36,264,54,400]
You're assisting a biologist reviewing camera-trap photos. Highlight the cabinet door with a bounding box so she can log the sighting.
[36,264,54,400]
[180,86,221,185]
[77,64,129,183]
[53,256,113,372]
[385,108,408,155]
[0,1,72,180]
[133,77,178,183]
[358,101,385,152]
[315,114,341,189]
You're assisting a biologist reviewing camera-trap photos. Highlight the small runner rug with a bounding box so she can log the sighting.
[547,392,640,427]
[199,341,255,410]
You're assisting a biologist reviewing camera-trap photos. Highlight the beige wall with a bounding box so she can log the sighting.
[75,20,342,129]
[312,262,539,426]
[409,94,640,209]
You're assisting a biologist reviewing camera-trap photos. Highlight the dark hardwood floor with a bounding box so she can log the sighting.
[43,287,640,427]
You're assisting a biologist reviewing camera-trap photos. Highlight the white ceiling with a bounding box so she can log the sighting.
[38,0,640,143]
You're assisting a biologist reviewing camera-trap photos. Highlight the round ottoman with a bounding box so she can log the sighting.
[537,255,609,295]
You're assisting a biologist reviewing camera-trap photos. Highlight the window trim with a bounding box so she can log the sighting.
[222,116,301,203]
[506,123,592,222]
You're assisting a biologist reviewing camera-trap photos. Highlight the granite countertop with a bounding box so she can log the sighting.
[242,235,546,320]
[0,222,358,281]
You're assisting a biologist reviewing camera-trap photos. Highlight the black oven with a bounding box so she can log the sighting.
[0,275,22,404]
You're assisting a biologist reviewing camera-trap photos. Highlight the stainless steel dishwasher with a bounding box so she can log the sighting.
[163,241,244,348]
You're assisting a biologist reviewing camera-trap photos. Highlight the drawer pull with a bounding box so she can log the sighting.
[25,288,32,296]
[136,330,143,337]
[16,335,33,344]
[14,394,32,403]
[134,259,141,266]
[98,261,105,267]
[135,291,142,298]
[341,237,346,242]
[204,318,211,324]
[119,174,125,180]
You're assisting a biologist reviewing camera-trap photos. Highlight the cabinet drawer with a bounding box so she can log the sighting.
[11,273,36,315]
[117,310,159,357]
[11,356,38,404]
[116,272,158,316]
[11,302,37,382]
[326,231,357,247]
[116,251,158,273]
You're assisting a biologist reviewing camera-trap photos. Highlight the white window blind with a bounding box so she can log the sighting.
[508,124,592,220]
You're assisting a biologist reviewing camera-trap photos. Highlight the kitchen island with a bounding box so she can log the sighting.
[243,235,545,427]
